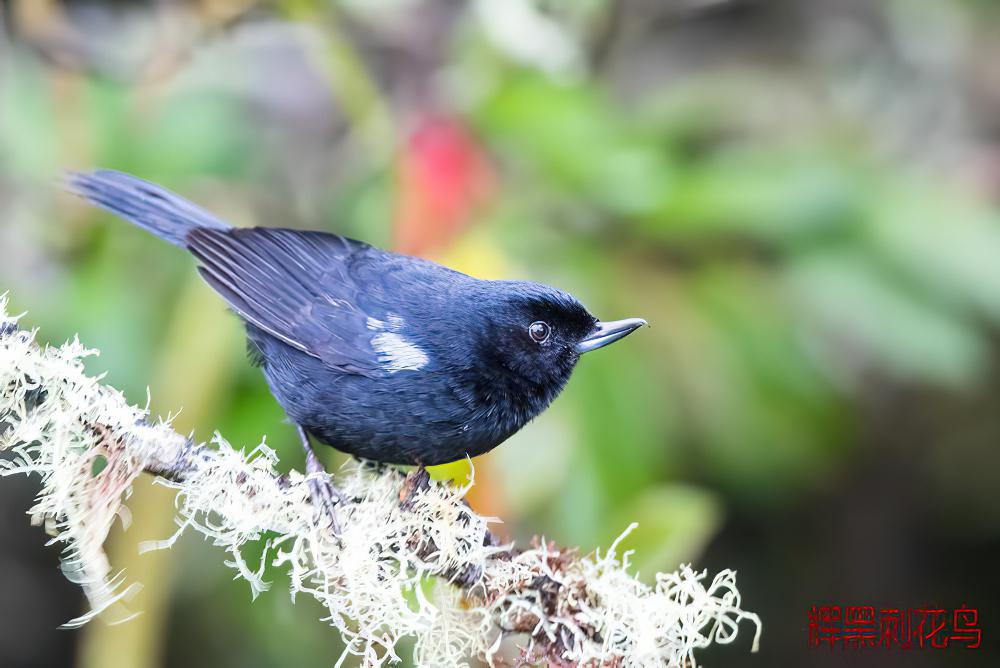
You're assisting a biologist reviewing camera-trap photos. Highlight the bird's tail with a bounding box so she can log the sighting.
[64,169,230,248]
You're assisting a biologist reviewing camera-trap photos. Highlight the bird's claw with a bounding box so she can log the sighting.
[303,437,345,535]
[307,475,344,536]
[399,465,430,510]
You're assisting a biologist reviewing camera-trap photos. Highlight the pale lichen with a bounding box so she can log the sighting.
[0,295,761,666]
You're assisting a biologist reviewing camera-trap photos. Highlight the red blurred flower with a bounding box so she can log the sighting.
[393,115,495,256]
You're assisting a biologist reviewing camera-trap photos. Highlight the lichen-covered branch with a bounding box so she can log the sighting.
[0,295,761,667]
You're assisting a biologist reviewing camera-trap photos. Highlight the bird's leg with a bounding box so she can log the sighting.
[298,426,344,534]
[399,465,431,510]
[413,464,429,486]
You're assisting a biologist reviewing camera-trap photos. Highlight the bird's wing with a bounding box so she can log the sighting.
[186,226,395,376]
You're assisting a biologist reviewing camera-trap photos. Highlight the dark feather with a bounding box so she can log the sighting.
[187,227,390,376]
[65,170,229,247]
[245,338,265,367]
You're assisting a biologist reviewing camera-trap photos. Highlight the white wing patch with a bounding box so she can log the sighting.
[371,332,429,372]
[368,314,429,372]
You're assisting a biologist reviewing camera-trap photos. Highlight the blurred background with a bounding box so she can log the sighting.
[0,0,998,666]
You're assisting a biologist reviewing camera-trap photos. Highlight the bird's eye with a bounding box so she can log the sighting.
[528,321,550,344]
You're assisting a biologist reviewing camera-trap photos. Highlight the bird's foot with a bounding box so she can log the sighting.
[302,435,345,535]
[399,465,430,510]
[307,475,344,536]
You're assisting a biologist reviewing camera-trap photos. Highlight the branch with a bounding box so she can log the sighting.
[0,294,761,667]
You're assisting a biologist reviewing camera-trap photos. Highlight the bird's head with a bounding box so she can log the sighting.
[470,281,646,413]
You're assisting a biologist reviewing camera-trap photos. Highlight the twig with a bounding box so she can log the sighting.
[0,295,760,667]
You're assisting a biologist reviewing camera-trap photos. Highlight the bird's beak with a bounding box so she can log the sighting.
[575,318,647,354]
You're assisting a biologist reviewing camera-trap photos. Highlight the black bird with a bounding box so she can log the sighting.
[66,170,646,516]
